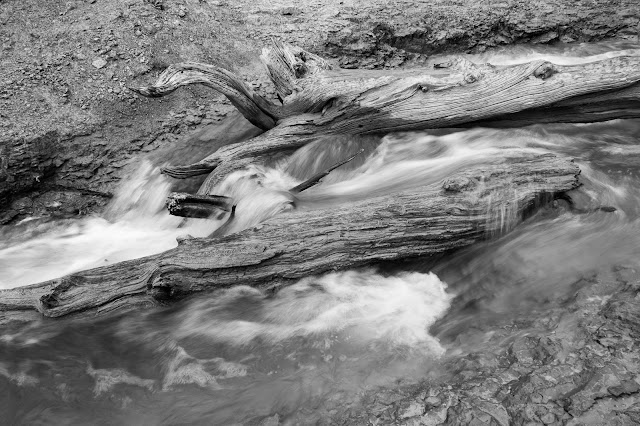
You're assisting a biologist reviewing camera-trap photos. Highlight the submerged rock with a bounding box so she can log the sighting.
[329,267,640,425]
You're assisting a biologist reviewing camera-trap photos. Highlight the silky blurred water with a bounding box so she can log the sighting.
[2,41,640,425]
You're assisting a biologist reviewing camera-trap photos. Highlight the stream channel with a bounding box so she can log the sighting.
[2,41,640,425]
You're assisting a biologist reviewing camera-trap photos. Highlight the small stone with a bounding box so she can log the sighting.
[425,396,442,406]
[281,7,300,16]
[12,197,34,213]
[399,401,425,419]
[92,58,107,69]
[259,414,279,426]
[540,413,556,424]
[608,380,640,397]
[185,114,202,125]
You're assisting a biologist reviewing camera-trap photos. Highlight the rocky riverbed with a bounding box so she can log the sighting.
[327,265,640,425]
[2,1,640,425]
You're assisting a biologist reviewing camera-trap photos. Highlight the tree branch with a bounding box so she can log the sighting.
[130,62,283,130]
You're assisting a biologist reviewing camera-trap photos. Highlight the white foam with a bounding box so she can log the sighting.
[0,160,222,288]
[0,362,38,387]
[172,270,453,355]
[160,343,221,391]
[86,364,155,396]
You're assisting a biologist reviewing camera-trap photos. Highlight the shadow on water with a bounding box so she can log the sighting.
[2,41,640,424]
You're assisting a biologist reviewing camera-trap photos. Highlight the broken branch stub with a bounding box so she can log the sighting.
[165,193,233,219]
[289,148,364,193]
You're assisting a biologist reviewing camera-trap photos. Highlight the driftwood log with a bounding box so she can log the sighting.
[129,41,640,191]
[6,40,640,322]
[0,150,579,322]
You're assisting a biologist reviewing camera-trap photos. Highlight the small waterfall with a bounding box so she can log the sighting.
[0,161,218,288]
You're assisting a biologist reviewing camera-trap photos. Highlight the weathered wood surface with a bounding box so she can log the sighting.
[131,42,640,187]
[0,150,580,322]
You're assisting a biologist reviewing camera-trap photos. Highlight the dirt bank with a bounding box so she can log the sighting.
[1,0,639,223]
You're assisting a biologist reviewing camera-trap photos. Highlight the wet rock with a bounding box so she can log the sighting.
[330,266,640,424]
[0,209,18,225]
[11,196,34,214]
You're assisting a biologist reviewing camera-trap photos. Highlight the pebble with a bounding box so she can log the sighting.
[92,58,107,69]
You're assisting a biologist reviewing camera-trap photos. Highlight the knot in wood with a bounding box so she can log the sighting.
[533,62,557,80]
[293,62,308,78]
[176,234,194,244]
[149,285,172,301]
[443,176,475,192]
[463,73,477,84]
[39,293,60,310]
[433,60,452,69]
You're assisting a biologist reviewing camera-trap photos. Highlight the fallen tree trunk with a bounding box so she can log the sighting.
[130,42,640,188]
[0,150,580,322]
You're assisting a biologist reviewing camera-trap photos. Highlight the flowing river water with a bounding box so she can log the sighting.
[1,41,640,425]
